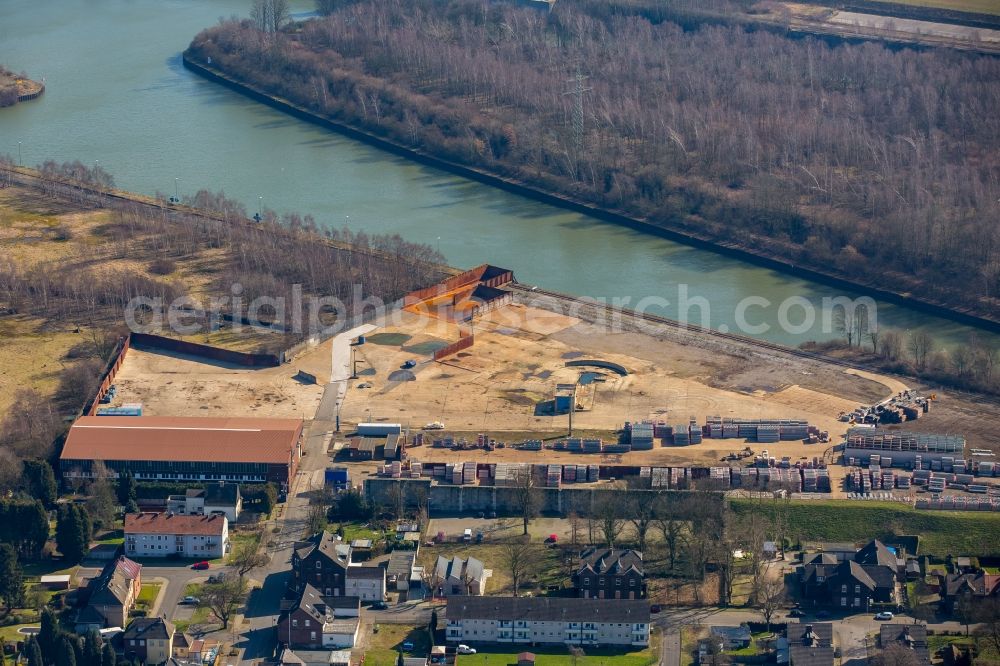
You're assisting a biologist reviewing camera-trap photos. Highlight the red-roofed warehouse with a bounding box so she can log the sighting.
[60,416,303,490]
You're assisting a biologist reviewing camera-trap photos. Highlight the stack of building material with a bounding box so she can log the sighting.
[651,467,669,488]
[978,461,996,476]
[896,474,911,489]
[654,421,670,438]
[630,422,655,450]
[757,424,780,443]
[671,467,687,487]
[778,420,810,440]
[563,465,577,482]
[582,438,603,453]
[546,465,561,487]
[640,467,651,481]
[603,443,631,453]
[463,462,477,484]
[672,426,690,446]
[517,440,543,451]
[709,467,731,487]
[588,465,600,482]
[689,421,703,444]
[565,438,583,452]
[410,462,423,478]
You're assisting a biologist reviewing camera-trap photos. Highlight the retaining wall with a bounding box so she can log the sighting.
[364,478,723,517]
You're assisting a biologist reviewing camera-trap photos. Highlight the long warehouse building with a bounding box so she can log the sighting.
[60,416,303,490]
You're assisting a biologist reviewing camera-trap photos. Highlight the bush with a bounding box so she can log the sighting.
[148,257,177,275]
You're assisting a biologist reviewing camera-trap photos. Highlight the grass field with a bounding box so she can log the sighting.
[732,499,1000,556]
[363,624,431,666]
[135,582,162,613]
[861,0,1000,16]
[456,644,658,666]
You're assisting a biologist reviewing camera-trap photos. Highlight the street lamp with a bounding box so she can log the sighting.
[17,141,22,167]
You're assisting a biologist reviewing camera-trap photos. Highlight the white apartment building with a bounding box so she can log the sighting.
[124,512,229,559]
[445,596,650,647]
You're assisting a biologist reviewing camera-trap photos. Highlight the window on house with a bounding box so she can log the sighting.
[305,619,310,627]
[841,584,848,593]
[583,579,589,586]
[316,561,322,569]
[292,619,298,628]
[855,585,861,593]
[310,632,316,641]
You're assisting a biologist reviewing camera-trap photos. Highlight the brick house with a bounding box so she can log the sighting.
[573,548,646,600]
[799,540,897,610]
[75,556,142,632]
[276,585,361,649]
[940,573,1000,613]
[292,531,352,597]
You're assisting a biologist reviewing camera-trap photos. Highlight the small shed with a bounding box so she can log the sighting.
[518,653,536,666]
[40,575,71,590]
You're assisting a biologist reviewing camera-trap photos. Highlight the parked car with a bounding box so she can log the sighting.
[650,604,662,613]
[357,382,372,389]
[402,359,417,369]
[371,601,388,611]
[207,574,223,584]
[816,610,830,619]
[456,645,477,655]
[788,609,805,617]
[182,596,200,605]
[402,642,414,651]
[875,611,894,621]
[191,561,210,570]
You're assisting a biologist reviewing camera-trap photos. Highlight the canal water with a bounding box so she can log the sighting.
[1,0,994,349]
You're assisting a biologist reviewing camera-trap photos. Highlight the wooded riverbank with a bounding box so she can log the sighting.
[181,53,1000,336]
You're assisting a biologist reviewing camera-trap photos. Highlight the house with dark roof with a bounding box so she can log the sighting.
[166,482,242,523]
[856,540,902,575]
[798,540,898,610]
[434,555,488,596]
[75,556,142,632]
[940,573,1000,613]
[573,548,645,600]
[445,596,649,647]
[276,585,360,649]
[787,623,834,666]
[879,624,930,664]
[123,617,175,665]
[345,565,386,602]
[292,531,352,596]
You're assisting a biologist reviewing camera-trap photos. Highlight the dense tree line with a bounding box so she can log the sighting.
[187,0,1000,318]
[0,500,50,560]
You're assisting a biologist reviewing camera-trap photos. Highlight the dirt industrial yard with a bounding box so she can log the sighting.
[338,303,906,473]
[107,292,999,493]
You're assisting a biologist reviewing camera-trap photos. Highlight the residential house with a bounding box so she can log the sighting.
[123,617,175,665]
[710,625,751,650]
[434,556,488,596]
[125,512,229,559]
[292,531,352,597]
[573,548,645,600]
[855,540,902,577]
[879,624,930,664]
[445,596,650,647]
[345,565,386,602]
[75,556,142,632]
[277,585,361,649]
[798,540,898,610]
[940,573,1000,613]
[171,632,193,660]
[787,623,834,666]
[166,483,242,523]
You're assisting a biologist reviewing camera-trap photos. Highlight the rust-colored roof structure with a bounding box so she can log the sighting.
[62,416,303,464]
[125,512,227,536]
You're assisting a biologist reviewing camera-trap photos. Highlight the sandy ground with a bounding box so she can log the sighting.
[334,304,916,492]
[109,347,325,418]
